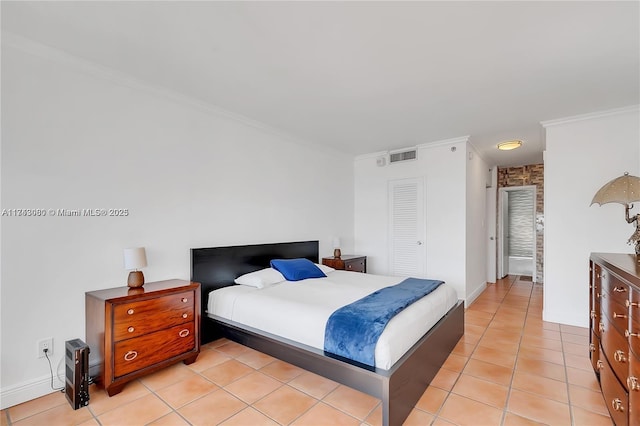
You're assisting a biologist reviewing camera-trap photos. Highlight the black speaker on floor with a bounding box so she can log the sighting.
[65,338,90,409]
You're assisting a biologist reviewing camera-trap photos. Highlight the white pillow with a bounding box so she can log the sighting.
[234,268,285,288]
[315,263,335,274]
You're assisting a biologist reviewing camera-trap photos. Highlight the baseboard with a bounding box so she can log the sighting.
[465,281,487,307]
[0,374,63,410]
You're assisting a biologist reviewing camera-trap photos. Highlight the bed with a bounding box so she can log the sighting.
[191,240,464,426]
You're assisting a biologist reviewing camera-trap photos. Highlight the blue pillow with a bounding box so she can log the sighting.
[270,258,327,281]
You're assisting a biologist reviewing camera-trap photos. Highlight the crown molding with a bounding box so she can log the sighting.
[417,135,469,150]
[1,31,347,158]
[541,105,640,128]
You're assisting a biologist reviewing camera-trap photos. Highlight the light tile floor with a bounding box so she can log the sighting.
[1,275,613,425]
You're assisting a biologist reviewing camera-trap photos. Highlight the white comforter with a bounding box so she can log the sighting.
[207,270,458,369]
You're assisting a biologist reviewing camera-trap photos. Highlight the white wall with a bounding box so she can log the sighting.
[0,37,354,408]
[354,137,487,304]
[466,145,489,303]
[543,106,640,327]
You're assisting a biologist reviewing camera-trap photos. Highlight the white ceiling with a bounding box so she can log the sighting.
[2,1,638,167]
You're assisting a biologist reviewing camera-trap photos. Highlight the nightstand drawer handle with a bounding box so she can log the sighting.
[614,350,626,363]
[613,312,627,319]
[179,329,190,338]
[599,322,605,333]
[597,360,604,370]
[124,351,137,361]
[127,309,134,315]
[589,343,596,352]
[182,313,188,319]
[628,376,640,391]
[128,327,134,333]
[614,286,627,293]
[181,297,188,303]
[612,398,624,412]
[590,310,596,319]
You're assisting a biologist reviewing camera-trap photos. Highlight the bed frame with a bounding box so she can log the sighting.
[191,240,464,426]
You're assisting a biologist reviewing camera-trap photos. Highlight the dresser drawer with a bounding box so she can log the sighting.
[601,357,629,426]
[602,295,630,335]
[601,317,631,384]
[630,351,640,426]
[113,291,195,341]
[114,322,195,377]
[590,330,601,375]
[602,270,631,308]
[630,288,640,358]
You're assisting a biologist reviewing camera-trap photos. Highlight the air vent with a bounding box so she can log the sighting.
[389,150,417,163]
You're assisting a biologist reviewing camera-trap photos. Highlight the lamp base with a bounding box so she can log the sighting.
[127,271,145,288]
[333,248,341,259]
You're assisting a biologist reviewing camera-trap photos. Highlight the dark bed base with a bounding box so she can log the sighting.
[191,240,464,426]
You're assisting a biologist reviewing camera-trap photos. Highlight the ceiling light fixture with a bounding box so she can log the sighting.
[497,140,523,151]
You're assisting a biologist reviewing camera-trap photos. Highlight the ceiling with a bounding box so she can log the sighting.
[2,1,638,167]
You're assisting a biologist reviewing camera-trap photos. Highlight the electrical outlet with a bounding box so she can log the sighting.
[37,338,53,358]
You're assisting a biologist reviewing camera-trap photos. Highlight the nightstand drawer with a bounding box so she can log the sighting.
[114,322,195,378]
[113,291,194,341]
[344,258,366,273]
[322,255,367,273]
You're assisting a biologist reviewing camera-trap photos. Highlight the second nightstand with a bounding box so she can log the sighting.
[322,255,367,273]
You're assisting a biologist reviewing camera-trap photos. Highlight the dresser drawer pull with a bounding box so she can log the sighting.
[589,343,596,352]
[128,327,134,333]
[613,286,627,293]
[612,398,624,412]
[625,329,639,338]
[590,310,596,319]
[124,351,138,361]
[599,322,605,333]
[597,360,604,370]
[614,350,627,363]
[628,376,640,391]
[181,297,188,303]
[127,309,134,315]
[182,313,188,319]
[178,329,190,338]
[613,312,627,319]
[626,300,639,308]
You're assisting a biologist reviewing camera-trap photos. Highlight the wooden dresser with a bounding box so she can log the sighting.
[86,279,200,396]
[590,253,640,425]
[322,255,367,273]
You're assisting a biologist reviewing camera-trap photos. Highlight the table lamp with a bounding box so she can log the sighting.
[123,247,147,288]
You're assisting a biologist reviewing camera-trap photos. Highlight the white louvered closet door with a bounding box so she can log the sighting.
[388,177,426,277]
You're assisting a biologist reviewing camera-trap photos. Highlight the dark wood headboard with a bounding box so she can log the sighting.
[190,240,319,343]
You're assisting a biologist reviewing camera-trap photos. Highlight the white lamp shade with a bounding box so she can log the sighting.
[123,247,147,270]
[332,237,341,248]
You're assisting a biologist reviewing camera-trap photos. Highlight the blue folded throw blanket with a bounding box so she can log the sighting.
[324,277,444,367]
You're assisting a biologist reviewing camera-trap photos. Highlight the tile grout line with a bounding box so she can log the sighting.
[428,275,515,425]
[500,275,534,426]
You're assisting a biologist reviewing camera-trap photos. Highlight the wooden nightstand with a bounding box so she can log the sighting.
[85,279,200,396]
[322,255,367,273]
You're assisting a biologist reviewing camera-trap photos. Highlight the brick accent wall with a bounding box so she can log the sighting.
[497,164,544,283]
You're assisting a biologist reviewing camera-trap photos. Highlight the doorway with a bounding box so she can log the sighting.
[498,186,536,280]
